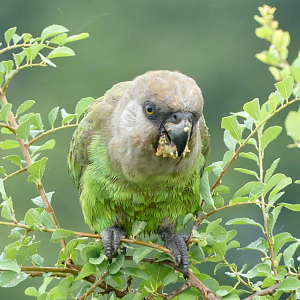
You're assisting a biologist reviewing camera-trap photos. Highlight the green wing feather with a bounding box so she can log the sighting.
[67,82,131,191]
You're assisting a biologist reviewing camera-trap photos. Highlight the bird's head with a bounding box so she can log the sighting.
[108,70,205,182]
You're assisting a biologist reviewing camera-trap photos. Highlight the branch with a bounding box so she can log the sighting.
[243,282,280,300]
[0,122,15,133]
[28,124,78,145]
[2,63,46,92]
[3,167,27,182]
[0,92,66,250]
[77,271,109,300]
[0,43,55,55]
[161,282,191,299]
[257,128,277,276]
[210,97,300,192]
[0,220,171,255]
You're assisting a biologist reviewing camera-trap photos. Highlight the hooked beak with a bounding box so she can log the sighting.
[164,114,192,157]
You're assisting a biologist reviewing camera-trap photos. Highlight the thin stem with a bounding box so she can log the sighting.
[257,129,277,276]
[2,63,46,92]
[29,124,78,145]
[187,201,260,243]
[243,282,280,300]
[163,282,191,299]
[0,122,15,133]
[0,92,66,249]
[77,271,109,300]
[3,167,27,182]
[0,43,55,55]
[210,97,300,192]
[223,257,255,292]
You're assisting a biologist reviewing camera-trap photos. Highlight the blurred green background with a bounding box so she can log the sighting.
[1,0,300,298]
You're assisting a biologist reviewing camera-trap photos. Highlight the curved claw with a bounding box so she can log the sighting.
[101,225,126,263]
[159,227,189,278]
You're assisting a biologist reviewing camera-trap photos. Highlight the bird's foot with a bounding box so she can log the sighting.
[158,226,189,278]
[101,225,126,263]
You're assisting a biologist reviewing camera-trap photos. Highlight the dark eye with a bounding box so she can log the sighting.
[145,104,155,115]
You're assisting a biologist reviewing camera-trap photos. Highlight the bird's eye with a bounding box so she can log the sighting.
[145,104,154,115]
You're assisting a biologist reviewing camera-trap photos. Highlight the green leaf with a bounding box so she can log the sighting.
[0,257,20,273]
[65,33,89,43]
[239,152,259,164]
[243,98,260,121]
[191,245,205,261]
[0,271,28,287]
[31,191,54,208]
[49,33,68,45]
[17,243,38,265]
[25,287,39,297]
[279,202,300,212]
[274,232,294,256]
[80,246,102,263]
[4,155,22,166]
[200,172,215,208]
[38,53,56,67]
[22,33,32,43]
[206,218,222,235]
[0,103,12,122]
[0,166,6,175]
[48,107,59,127]
[27,157,48,183]
[268,206,282,234]
[4,27,17,45]
[75,97,94,121]
[268,93,279,111]
[132,220,147,237]
[0,140,19,150]
[51,229,76,243]
[178,289,201,300]
[278,277,300,291]
[133,247,153,264]
[233,181,264,198]
[214,185,230,194]
[16,100,35,117]
[275,76,294,100]
[210,225,228,243]
[61,109,76,125]
[221,115,242,142]
[240,237,268,254]
[24,208,42,226]
[265,158,280,183]
[2,60,14,75]
[261,126,282,151]
[226,218,264,231]
[59,275,74,298]
[41,25,69,41]
[224,130,237,151]
[213,242,227,256]
[283,242,300,268]
[285,111,300,141]
[16,120,30,140]
[47,46,75,59]
[263,173,286,195]
[234,168,259,179]
[269,177,292,201]
[295,180,300,184]
[109,254,125,274]
[183,213,194,227]
[121,267,149,280]
[30,139,56,154]
[30,113,44,131]
[162,271,178,287]
[41,210,56,228]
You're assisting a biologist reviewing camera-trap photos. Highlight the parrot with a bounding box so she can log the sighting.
[67,70,210,276]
